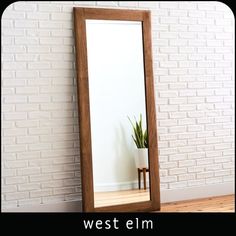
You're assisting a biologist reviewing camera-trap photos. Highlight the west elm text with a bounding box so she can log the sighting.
[83,218,154,230]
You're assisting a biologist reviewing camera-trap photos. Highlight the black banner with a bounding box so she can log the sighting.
[1,213,235,234]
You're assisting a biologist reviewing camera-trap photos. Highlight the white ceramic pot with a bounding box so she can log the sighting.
[134,148,149,169]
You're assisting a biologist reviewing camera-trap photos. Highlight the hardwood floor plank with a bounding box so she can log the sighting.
[94,189,150,207]
[160,195,235,212]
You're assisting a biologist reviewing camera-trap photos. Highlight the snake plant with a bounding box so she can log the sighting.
[128,114,148,148]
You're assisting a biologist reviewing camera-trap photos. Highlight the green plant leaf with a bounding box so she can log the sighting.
[128,114,147,149]
[131,135,139,148]
[144,129,148,148]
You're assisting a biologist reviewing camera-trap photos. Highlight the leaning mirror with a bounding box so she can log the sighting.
[74,8,160,212]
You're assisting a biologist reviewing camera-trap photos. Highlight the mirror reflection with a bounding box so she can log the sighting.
[86,20,150,208]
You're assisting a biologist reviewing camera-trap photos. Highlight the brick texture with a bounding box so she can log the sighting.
[1,1,234,209]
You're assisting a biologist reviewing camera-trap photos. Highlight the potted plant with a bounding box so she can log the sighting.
[128,114,149,169]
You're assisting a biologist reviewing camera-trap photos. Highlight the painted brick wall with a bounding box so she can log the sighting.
[1,1,234,210]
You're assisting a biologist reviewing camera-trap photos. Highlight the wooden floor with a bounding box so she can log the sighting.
[94,189,150,207]
[161,195,234,212]
[95,188,234,212]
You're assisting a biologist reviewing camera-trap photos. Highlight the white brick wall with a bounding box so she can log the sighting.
[1,1,235,210]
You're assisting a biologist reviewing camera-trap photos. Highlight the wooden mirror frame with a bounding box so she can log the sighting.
[73,7,160,212]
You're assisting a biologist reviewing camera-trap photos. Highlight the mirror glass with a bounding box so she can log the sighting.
[86,20,150,208]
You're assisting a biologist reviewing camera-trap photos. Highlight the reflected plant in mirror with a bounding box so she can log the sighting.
[128,114,148,149]
[128,114,149,190]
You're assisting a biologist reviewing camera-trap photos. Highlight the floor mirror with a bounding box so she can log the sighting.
[73,7,160,212]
